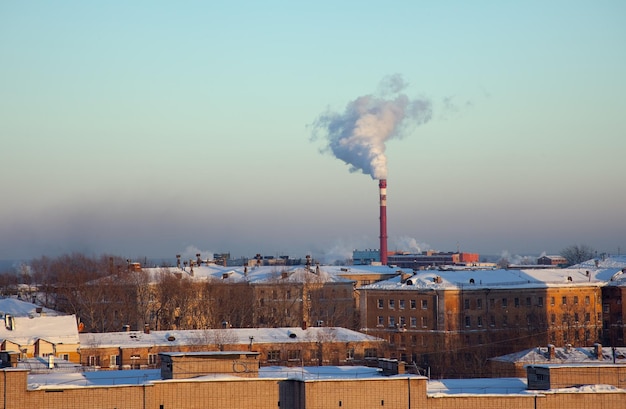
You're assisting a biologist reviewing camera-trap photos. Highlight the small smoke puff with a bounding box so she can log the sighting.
[311,75,432,180]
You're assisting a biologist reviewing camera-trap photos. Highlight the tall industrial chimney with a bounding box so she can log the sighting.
[379,179,388,265]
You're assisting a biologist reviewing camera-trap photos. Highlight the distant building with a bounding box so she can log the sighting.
[538,255,568,266]
[352,249,381,265]
[387,251,480,270]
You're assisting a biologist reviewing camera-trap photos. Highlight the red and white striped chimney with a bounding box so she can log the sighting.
[379,179,388,265]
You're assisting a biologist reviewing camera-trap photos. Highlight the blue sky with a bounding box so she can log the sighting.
[1,1,624,262]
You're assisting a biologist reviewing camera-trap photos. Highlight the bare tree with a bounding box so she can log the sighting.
[560,244,595,266]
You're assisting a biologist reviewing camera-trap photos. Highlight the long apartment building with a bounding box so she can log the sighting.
[359,267,616,377]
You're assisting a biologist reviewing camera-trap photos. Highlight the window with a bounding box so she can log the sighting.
[551,313,556,323]
[268,350,280,361]
[574,313,579,323]
[364,348,377,358]
[585,295,590,305]
[477,316,483,327]
[287,350,301,361]
[502,298,508,308]
[110,355,120,368]
[490,315,496,326]
[148,354,158,365]
[538,297,544,306]
[573,296,579,305]
[421,316,428,328]
[465,316,471,327]
[399,316,406,326]
[399,299,405,309]
[514,298,519,307]
[58,353,69,361]
[585,313,591,322]
[603,304,610,313]
[490,298,495,308]
[526,297,531,307]
[389,299,395,309]
[503,316,508,326]
[562,296,567,305]
[346,348,355,360]
[421,299,428,310]
[550,297,555,306]
[88,356,100,367]
[410,300,417,309]
[410,317,417,327]
[377,299,384,309]
[377,316,384,326]
[477,299,482,309]
[388,316,396,327]
[464,299,470,310]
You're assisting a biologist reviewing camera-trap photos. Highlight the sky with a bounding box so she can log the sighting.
[1,1,625,263]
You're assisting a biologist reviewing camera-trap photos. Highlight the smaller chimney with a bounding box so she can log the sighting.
[594,343,603,360]
[144,324,151,334]
[547,344,555,360]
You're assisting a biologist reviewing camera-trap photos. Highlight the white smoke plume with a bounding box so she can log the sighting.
[311,74,432,180]
[390,236,431,254]
[179,245,215,263]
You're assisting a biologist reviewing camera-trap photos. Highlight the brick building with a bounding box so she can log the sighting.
[78,326,386,370]
[359,267,608,377]
[3,356,626,409]
[0,299,80,363]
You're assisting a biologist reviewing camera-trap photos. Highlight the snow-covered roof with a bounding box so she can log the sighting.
[79,327,383,349]
[25,365,395,389]
[0,314,79,346]
[0,298,60,317]
[142,265,355,284]
[571,255,626,270]
[359,267,621,291]
[490,346,626,365]
[427,377,531,396]
[25,367,626,395]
